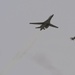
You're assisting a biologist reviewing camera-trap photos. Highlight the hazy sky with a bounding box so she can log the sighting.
[0,0,75,75]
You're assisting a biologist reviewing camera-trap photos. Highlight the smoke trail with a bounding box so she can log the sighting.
[33,53,62,75]
[0,31,41,75]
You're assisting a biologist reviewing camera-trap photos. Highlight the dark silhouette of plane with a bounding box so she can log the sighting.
[30,14,58,30]
[70,36,75,40]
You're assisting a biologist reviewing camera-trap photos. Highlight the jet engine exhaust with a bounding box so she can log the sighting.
[0,31,41,75]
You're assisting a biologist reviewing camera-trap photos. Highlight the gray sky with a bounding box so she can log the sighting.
[0,0,75,75]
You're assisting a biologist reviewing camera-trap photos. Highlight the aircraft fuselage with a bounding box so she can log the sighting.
[30,14,58,30]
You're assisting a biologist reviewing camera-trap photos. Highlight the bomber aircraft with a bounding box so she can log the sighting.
[71,36,75,40]
[30,14,58,30]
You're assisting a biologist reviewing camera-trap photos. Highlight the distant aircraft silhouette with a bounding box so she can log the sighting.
[30,14,58,30]
[71,36,75,40]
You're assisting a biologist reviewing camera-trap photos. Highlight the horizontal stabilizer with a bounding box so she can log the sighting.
[35,27,41,28]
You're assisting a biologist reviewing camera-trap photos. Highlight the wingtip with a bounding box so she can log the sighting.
[55,26,59,28]
[30,22,34,24]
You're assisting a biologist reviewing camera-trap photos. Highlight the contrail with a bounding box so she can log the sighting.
[33,53,62,75]
[0,31,41,75]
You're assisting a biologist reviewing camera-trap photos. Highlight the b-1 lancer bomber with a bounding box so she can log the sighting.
[71,36,75,40]
[30,14,58,31]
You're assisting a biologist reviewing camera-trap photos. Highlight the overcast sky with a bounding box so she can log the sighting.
[0,0,75,75]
